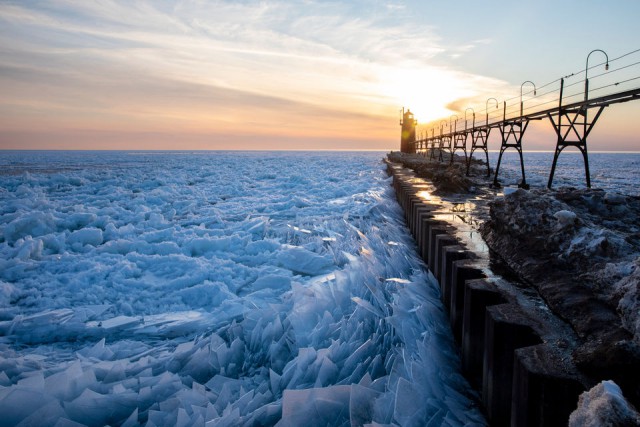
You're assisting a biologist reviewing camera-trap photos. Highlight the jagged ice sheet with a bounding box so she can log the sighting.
[0,151,486,426]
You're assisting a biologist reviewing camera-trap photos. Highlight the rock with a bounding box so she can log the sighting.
[387,151,480,194]
[604,193,627,205]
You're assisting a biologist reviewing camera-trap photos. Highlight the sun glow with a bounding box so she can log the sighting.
[378,66,472,124]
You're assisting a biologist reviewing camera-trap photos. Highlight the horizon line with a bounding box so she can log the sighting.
[0,148,392,153]
[2,148,640,154]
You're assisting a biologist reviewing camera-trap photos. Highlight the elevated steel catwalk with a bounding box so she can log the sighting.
[414,86,640,188]
[420,86,640,137]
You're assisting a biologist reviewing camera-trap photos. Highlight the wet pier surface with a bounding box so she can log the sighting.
[385,151,640,426]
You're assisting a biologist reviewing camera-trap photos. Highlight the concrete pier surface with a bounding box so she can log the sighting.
[385,151,640,426]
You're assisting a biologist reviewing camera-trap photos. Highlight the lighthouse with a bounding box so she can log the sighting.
[399,108,417,153]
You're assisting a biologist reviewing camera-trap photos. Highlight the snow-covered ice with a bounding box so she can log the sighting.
[569,380,640,427]
[0,151,485,426]
[489,151,640,196]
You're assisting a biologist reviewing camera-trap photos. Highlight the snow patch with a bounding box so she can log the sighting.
[67,227,104,248]
[554,209,577,228]
[569,380,640,427]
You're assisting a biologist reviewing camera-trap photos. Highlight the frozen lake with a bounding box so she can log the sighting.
[0,149,637,426]
[487,150,640,195]
[0,151,486,426]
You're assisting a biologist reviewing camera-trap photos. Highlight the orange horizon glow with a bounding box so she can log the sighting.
[1,2,639,152]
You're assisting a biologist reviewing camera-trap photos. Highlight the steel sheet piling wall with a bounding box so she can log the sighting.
[385,158,586,427]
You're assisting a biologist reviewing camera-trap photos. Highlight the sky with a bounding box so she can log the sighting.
[0,0,639,151]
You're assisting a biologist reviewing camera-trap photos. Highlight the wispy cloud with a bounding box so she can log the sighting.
[0,0,511,149]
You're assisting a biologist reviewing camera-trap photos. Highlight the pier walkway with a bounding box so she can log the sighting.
[401,48,640,189]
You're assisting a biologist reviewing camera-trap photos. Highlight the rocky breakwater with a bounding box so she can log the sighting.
[481,186,640,408]
[386,151,640,426]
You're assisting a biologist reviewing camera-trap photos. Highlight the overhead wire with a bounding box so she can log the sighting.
[423,47,640,128]
[561,48,640,82]
[589,76,640,94]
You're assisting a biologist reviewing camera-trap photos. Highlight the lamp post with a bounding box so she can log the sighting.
[439,120,447,136]
[486,97,498,125]
[585,49,609,101]
[427,127,436,159]
[450,114,459,133]
[464,108,475,131]
[520,81,536,117]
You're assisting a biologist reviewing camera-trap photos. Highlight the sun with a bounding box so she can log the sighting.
[377,66,472,125]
